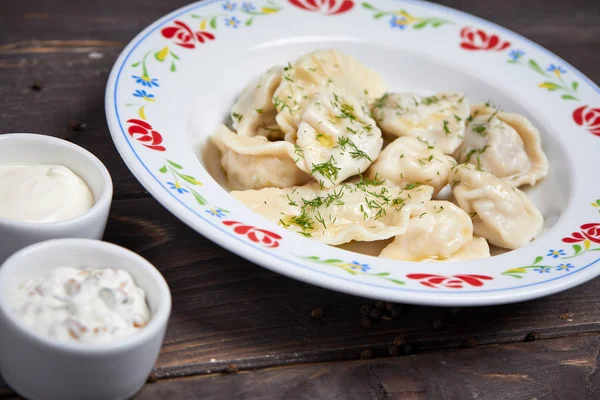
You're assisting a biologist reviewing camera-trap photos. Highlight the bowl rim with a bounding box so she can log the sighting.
[0,238,172,355]
[0,133,113,229]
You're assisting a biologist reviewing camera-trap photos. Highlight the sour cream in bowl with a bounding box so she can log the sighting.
[0,134,112,262]
[0,239,171,400]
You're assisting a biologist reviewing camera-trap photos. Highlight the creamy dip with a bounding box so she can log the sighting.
[9,267,151,344]
[0,164,94,223]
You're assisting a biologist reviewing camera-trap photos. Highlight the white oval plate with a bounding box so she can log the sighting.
[106,0,600,306]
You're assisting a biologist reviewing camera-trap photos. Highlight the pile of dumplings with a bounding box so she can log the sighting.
[211,49,549,263]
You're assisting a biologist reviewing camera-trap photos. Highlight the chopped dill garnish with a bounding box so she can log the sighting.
[464,145,490,167]
[419,212,427,218]
[469,212,478,218]
[337,137,372,161]
[232,112,243,123]
[301,195,324,210]
[443,120,451,135]
[290,211,314,232]
[283,74,294,82]
[374,93,390,109]
[421,96,439,105]
[255,108,264,114]
[435,206,445,213]
[346,127,359,134]
[404,183,421,190]
[311,156,341,184]
[454,114,462,122]
[324,188,345,207]
[314,210,327,229]
[294,144,305,160]
[363,123,372,132]
[337,103,357,121]
[286,194,298,207]
[472,125,487,136]
[273,96,289,113]
[284,62,293,71]
[356,174,384,189]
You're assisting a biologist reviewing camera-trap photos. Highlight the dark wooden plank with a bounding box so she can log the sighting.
[1,0,599,197]
[103,198,600,378]
[138,335,600,400]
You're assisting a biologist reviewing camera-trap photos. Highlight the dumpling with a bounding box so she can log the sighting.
[449,163,544,249]
[367,136,455,195]
[273,49,386,140]
[379,201,473,261]
[454,104,549,187]
[230,67,285,140]
[231,180,434,245]
[371,92,470,154]
[211,125,310,190]
[294,92,383,188]
[420,237,490,263]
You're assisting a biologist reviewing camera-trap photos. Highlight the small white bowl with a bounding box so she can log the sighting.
[0,133,113,263]
[0,239,171,400]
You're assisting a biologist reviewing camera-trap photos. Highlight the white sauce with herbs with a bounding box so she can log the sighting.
[10,267,151,344]
[0,164,94,223]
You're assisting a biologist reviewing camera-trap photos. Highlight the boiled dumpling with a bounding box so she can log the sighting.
[450,163,543,249]
[367,136,455,195]
[421,237,490,262]
[379,201,473,261]
[371,92,470,154]
[295,92,383,188]
[230,66,284,140]
[273,49,386,141]
[211,125,310,190]
[231,181,433,245]
[454,104,549,187]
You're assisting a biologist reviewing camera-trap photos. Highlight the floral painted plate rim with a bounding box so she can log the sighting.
[106,0,600,306]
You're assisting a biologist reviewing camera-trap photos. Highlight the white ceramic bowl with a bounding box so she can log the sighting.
[0,134,113,263]
[106,0,600,305]
[0,239,171,400]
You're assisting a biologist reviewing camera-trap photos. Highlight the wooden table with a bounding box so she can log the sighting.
[1,0,599,398]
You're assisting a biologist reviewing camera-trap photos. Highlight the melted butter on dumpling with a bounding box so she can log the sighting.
[379,200,473,261]
[230,66,284,140]
[420,237,490,263]
[367,136,455,196]
[211,125,310,190]
[454,104,549,187]
[273,49,386,141]
[231,181,433,245]
[295,92,383,188]
[371,92,470,154]
[450,163,544,249]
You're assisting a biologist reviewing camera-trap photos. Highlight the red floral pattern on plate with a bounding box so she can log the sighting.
[459,27,510,51]
[223,221,282,248]
[126,119,166,151]
[161,20,215,49]
[289,0,354,15]
[573,105,600,137]
[563,223,600,244]
[406,274,493,289]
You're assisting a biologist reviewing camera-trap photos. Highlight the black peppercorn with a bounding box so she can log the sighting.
[360,316,373,328]
[360,305,371,316]
[370,308,382,319]
[311,308,324,319]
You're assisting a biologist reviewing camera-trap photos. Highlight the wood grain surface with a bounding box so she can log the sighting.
[1,0,600,398]
[137,336,600,400]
